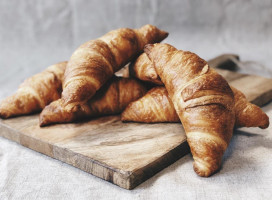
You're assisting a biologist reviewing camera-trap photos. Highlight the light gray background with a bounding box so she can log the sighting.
[0,0,272,199]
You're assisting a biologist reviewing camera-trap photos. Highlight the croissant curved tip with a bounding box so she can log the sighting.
[39,108,64,127]
[39,103,60,127]
[160,30,169,40]
[120,114,127,122]
[39,114,49,127]
[39,121,46,127]
[139,24,168,38]
[120,107,130,122]
[193,161,219,177]
[0,112,8,119]
[259,115,270,129]
[141,24,168,32]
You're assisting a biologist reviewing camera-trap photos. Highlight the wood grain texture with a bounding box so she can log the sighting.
[0,68,272,189]
[215,69,272,106]
[0,114,189,189]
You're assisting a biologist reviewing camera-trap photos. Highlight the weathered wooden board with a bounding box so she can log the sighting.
[1,57,272,189]
[216,68,272,106]
[0,115,189,190]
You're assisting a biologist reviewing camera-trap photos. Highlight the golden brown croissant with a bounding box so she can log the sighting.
[122,87,179,123]
[42,25,168,125]
[129,53,163,85]
[0,62,67,118]
[122,86,269,128]
[144,43,235,177]
[127,53,239,85]
[39,76,147,126]
[232,87,269,128]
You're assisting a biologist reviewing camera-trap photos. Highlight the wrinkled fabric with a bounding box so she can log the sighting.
[0,0,272,199]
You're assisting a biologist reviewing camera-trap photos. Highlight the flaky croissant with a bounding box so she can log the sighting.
[39,76,147,126]
[0,62,67,118]
[145,43,235,177]
[42,25,168,125]
[127,53,239,85]
[122,87,179,123]
[128,53,163,85]
[232,87,269,128]
[125,51,269,128]
[121,86,269,128]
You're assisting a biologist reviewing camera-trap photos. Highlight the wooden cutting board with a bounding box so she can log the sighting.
[1,57,272,190]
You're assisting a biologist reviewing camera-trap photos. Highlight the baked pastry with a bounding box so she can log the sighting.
[122,87,179,122]
[121,86,269,128]
[126,53,239,85]
[42,25,168,125]
[232,87,269,128]
[144,43,235,177]
[39,76,146,126]
[129,53,163,85]
[0,62,67,118]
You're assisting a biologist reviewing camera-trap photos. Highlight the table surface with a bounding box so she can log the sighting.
[0,98,271,200]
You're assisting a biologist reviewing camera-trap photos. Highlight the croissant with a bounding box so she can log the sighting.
[144,43,235,177]
[129,53,163,85]
[39,76,147,126]
[0,62,67,118]
[232,87,269,128]
[122,86,269,128]
[42,25,168,125]
[122,87,179,122]
[124,51,269,128]
[127,53,240,85]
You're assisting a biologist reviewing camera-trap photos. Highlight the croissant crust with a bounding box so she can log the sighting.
[144,43,235,177]
[0,61,67,118]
